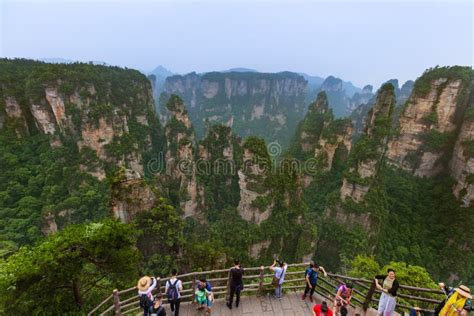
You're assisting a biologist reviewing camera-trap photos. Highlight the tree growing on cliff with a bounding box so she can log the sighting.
[135,197,185,275]
[0,220,139,314]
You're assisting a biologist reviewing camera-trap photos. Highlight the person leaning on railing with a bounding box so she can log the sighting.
[374,268,399,316]
[333,282,353,316]
[302,262,328,302]
[437,283,472,316]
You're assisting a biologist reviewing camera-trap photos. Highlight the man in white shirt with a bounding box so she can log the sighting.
[165,269,183,316]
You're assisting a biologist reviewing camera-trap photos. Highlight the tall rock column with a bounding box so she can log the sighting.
[237,137,272,224]
[340,83,396,202]
[386,69,470,176]
[449,80,474,206]
[164,95,202,217]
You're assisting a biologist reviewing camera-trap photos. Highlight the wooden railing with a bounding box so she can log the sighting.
[88,263,445,315]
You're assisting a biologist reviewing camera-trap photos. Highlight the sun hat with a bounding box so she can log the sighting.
[455,285,472,299]
[137,276,152,292]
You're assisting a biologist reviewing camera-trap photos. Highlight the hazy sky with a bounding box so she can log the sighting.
[1,0,472,87]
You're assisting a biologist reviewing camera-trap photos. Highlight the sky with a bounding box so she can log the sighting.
[0,0,472,88]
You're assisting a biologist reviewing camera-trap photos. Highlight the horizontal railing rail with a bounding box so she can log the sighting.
[88,262,444,316]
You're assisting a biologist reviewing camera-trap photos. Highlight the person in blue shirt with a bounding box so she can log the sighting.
[302,262,327,302]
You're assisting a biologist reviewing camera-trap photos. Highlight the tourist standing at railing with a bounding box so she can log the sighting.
[438,284,472,316]
[270,259,288,299]
[227,259,244,310]
[333,282,353,316]
[166,269,183,316]
[435,283,472,316]
[374,269,399,316]
[137,276,158,316]
[302,262,328,302]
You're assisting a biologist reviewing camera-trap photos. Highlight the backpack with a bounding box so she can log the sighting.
[167,279,179,301]
[139,293,153,309]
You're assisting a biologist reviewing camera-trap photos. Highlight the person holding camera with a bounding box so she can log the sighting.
[270,259,288,299]
[137,276,158,316]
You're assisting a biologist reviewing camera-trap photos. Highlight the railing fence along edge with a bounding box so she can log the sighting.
[89,262,445,316]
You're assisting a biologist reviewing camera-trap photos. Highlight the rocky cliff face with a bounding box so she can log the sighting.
[0,59,164,225]
[0,61,162,181]
[293,92,331,157]
[450,99,474,206]
[350,80,413,140]
[237,140,272,224]
[383,67,474,205]
[317,76,350,118]
[315,119,352,172]
[340,83,396,202]
[386,70,470,177]
[162,71,307,147]
[111,169,156,222]
[163,95,203,218]
[289,91,352,186]
[347,85,374,113]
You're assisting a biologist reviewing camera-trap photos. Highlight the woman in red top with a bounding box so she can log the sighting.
[313,301,334,316]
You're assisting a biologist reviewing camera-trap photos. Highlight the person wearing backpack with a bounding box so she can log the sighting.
[270,259,287,299]
[137,276,157,316]
[226,259,244,310]
[333,282,353,316]
[148,294,166,316]
[165,269,183,316]
[302,262,328,302]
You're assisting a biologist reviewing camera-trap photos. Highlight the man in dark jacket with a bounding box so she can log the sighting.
[227,259,244,309]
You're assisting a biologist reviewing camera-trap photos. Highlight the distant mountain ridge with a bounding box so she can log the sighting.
[160,70,308,146]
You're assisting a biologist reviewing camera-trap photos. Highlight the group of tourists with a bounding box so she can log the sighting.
[137,269,184,316]
[136,262,472,316]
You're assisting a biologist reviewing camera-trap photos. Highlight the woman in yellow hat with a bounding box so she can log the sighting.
[439,285,472,316]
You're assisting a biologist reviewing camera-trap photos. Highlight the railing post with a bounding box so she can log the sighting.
[225,269,232,303]
[258,266,264,296]
[363,280,376,311]
[191,273,197,304]
[156,277,161,295]
[113,289,122,316]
